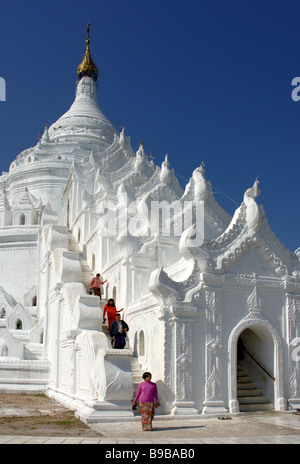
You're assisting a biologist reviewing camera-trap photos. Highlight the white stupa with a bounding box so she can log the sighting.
[0,24,299,422]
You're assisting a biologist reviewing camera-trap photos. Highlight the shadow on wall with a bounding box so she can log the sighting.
[156,379,174,414]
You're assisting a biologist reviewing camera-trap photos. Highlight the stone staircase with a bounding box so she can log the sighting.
[68,231,93,294]
[68,231,81,252]
[80,260,94,293]
[68,230,144,405]
[68,230,110,345]
[237,364,273,412]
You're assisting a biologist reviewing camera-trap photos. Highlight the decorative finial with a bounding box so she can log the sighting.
[77,23,99,81]
[244,178,261,203]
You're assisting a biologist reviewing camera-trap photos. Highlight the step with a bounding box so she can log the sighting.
[131,358,144,405]
[68,238,81,252]
[239,403,273,412]
[67,234,93,291]
[133,376,143,383]
[238,395,269,404]
[237,388,262,396]
[237,364,273,412]
[237,375,251,383]
[132,367,143,373]
[237,381,256,389]
[133,377,142,384]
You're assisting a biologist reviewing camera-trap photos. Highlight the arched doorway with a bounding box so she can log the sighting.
[237,328,275,412]
[228,318,286,413]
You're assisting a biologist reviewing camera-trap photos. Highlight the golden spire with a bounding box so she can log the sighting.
[77,23,99,81]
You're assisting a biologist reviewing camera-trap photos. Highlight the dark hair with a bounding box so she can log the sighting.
[108,299,115,306]
[96,273,100,277]
[142,372,151,380]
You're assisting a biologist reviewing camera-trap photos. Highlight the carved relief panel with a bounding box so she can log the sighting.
[203,289,227,413]
[168,304,199,415]
[287,295,300,401]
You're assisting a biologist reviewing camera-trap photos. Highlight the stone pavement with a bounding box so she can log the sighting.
[1,412,300,444]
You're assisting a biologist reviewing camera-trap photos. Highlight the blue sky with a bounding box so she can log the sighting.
[0,0,299,252]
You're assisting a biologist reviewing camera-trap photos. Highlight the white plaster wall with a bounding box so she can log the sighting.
[6,162,70,214]
[0,245,38,302]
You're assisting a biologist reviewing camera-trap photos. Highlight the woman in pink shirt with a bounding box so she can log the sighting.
[132,372,158,431]
[89,273,107,299]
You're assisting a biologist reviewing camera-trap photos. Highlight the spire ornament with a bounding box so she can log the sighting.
[77,23,99,82]
[247,286,263,318]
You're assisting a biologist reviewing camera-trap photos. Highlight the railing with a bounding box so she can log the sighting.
[243,347,275,381]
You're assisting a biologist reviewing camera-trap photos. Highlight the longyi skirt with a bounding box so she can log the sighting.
[139,402,155,431]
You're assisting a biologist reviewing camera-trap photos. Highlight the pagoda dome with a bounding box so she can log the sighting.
[48,24,117,150]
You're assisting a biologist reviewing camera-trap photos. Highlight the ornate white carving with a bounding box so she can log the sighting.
[244,178,261,232]
[247,286,263,318]
[287,296,300,400]
[203,289,227,414]
[169,304,198,414]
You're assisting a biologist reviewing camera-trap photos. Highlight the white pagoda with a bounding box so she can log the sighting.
[0,25,299,422]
